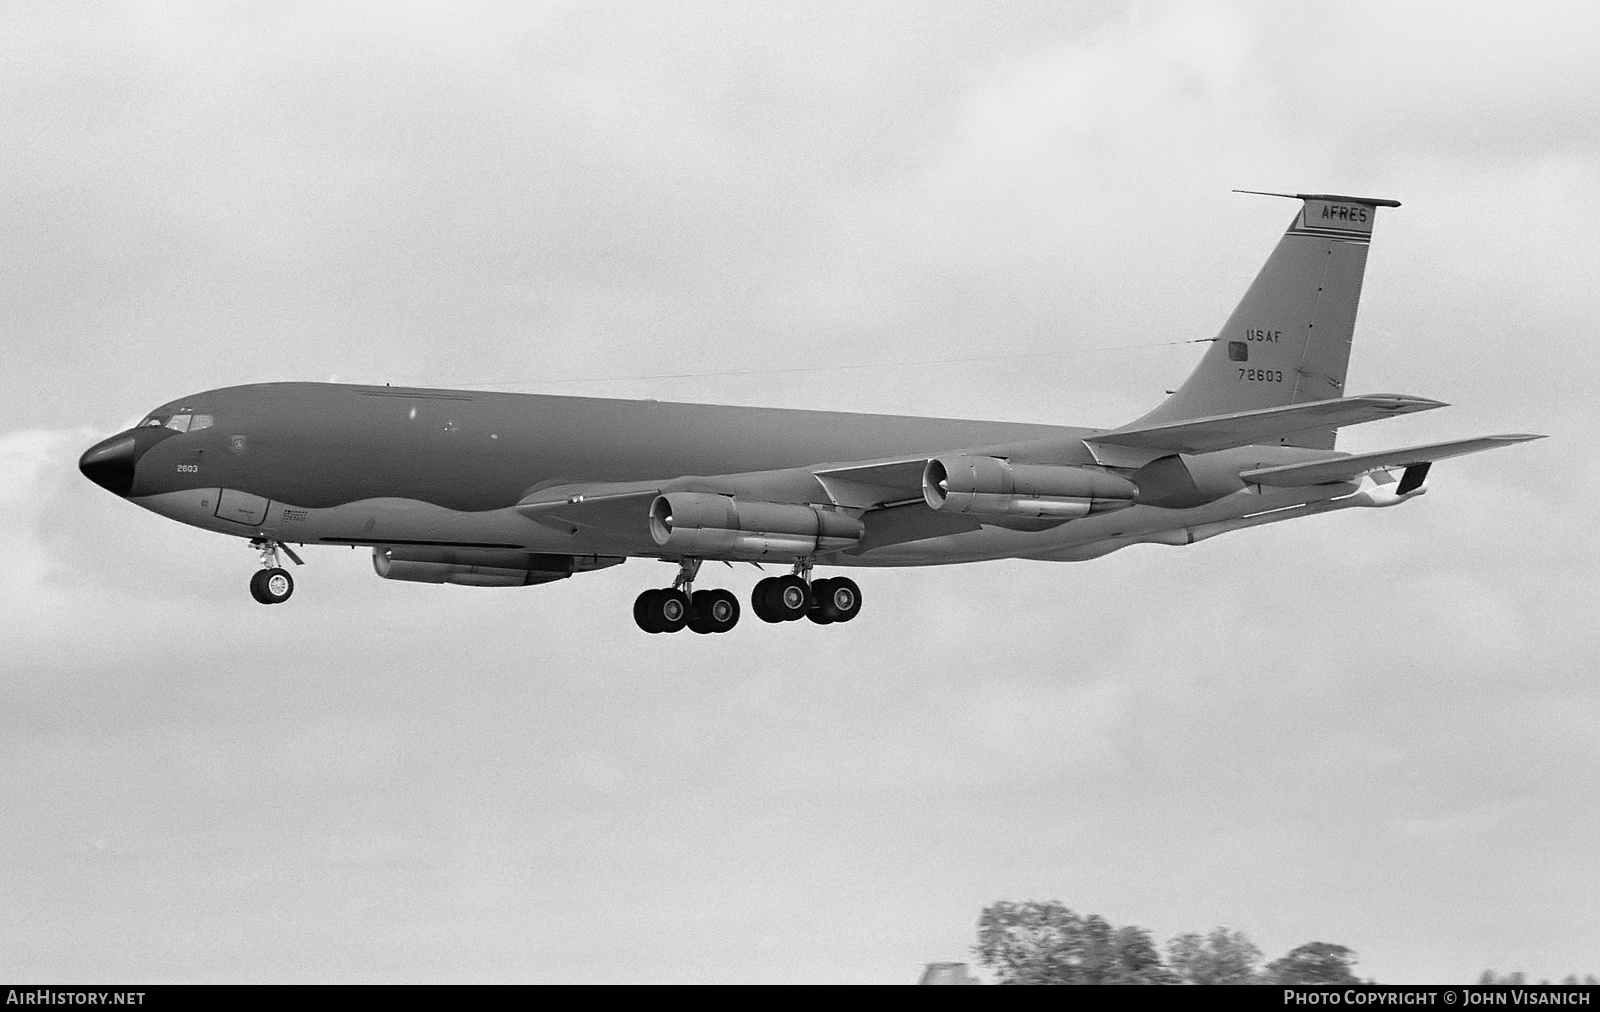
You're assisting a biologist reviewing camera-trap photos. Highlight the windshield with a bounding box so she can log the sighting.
[140,413,214,433]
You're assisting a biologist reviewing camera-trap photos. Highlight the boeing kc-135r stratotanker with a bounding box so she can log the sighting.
[79,192,1542,634]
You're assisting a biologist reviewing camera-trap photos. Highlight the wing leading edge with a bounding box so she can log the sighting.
[811,459,929,508]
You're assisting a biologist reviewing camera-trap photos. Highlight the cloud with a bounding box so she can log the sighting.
[1263,0,1600,160]
[0,427,97,602]
[1395,803,1519,839]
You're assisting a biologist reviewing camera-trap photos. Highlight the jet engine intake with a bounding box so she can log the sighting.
[373,546,623,587]
[923,456,1138,519]
[649,492,863,558]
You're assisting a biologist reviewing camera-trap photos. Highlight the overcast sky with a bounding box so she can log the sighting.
[3,0,1597,984]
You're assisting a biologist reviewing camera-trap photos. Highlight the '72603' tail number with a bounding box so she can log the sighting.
[1238,368,1283,383]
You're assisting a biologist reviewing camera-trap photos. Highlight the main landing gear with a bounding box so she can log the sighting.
[634,559,741,635]
[751,565,862,626]
[633,560,863,634]
[248,538,303,605]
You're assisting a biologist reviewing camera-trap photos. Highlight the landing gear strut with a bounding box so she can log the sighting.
[249,538,302,605]
[634,558,740,635]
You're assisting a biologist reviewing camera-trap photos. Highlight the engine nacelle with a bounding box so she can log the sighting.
[373,546,623,587]
[649,492,863,558]
[923,456,1138,519]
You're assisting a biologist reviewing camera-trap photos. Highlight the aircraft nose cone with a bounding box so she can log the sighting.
[79,433,139,496]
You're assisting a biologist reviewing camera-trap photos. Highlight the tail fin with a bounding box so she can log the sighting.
[1132,191,1401,449]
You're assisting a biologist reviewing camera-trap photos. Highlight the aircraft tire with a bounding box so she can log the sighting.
[703,588,740,633]
[770,575,811,622]
[649,588,692,633]
[818,576,861,623]
[687,590,715,634]
[806,578,837,624]
[634,589,664,633]
[250,567,293,605]
[751,578,783,623]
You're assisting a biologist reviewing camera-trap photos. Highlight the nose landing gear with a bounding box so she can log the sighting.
[248,538,303,605]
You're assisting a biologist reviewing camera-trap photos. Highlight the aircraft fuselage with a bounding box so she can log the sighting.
[85,381,1090,561]
[84,381,1352,570]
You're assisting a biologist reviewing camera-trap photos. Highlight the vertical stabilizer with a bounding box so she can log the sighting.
[1131,192,1400,449]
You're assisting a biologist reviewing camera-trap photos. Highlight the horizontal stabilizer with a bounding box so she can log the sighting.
[1239,434,1545,487]
[1090,394,1446,457]
[1233,190,1402,208]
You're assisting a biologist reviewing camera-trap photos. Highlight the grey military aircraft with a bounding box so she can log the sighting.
[79,192,1541,634]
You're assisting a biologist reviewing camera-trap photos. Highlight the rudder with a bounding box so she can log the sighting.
[1132,191,1401,449]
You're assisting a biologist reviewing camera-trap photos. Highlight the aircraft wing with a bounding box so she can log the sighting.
[1088,394,1445,457]
[517,456,935,523]
[516,485,662,540]
[513,459,973,555]
[812,459,929,508]
[1239,433,1545,487]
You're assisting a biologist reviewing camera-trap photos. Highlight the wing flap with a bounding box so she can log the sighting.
[1239,434,1545,487]
[1088,394,1446,455]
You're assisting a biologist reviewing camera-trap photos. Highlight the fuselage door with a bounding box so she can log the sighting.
[215,489,270,526]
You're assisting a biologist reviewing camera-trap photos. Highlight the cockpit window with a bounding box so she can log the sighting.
[142,413,214,432]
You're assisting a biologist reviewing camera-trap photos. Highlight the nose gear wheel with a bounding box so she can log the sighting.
[250,567,294,604]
